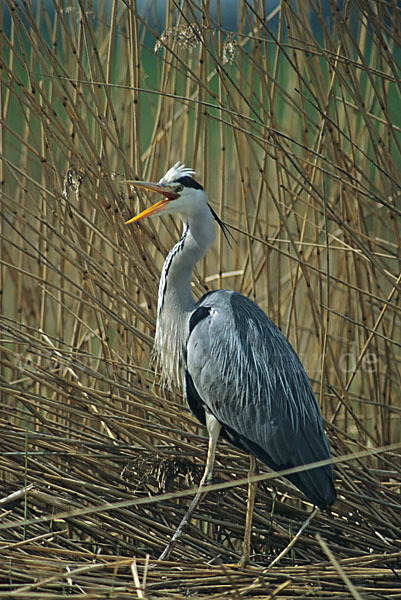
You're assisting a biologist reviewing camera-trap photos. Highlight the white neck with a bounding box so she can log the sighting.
[154,203,216,388]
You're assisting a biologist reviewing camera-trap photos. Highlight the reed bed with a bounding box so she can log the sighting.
[0,0,400,597]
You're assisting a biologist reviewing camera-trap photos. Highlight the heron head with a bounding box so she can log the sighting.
[124,162,207,224]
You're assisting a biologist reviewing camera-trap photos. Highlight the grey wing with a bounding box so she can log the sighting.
[185,290,336,508]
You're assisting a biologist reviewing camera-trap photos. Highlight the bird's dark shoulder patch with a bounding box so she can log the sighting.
[176,175,203,190]
[188,306,211,334]
[184,370,206,425]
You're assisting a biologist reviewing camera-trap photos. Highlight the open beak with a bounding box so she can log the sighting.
[123,181,179,224]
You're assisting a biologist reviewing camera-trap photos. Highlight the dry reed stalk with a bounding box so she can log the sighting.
[0,0,400,597]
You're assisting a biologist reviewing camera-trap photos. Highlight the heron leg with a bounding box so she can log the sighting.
[159,411,221,561]
[238,454,258,567]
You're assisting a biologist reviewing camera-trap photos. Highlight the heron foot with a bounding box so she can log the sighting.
[237,554,249,568]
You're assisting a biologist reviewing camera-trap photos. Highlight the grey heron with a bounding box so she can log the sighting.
[125,162,336,562]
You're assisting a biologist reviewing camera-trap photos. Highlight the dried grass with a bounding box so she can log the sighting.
[0,0,400,598]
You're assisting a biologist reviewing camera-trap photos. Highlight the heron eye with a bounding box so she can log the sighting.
[175,184,184,193]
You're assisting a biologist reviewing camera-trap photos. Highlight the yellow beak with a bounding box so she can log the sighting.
[123,181,178,224]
